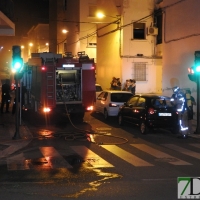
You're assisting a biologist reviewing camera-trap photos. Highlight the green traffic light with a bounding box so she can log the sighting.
[196,65,200,72]
[13,61,22,69]
[12,57,23,73]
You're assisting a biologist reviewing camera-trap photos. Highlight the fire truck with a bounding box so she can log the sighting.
[22,51,96,120]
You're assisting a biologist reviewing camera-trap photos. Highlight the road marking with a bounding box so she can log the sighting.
[131,144,191,165]
[0,140,32,158]
[39,147,72,169]
[70,146,114,168]
[101,145,153,167]
[7,153,30,171]
[162,144,200,160]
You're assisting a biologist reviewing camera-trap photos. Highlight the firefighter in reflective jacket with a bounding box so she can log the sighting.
[170,86,189,138]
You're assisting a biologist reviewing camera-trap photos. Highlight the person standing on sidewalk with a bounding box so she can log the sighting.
[186,90,196,134]
[1,79,11,113]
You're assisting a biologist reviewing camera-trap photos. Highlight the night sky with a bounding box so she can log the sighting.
[12,0,49,37]
[0,0,49,69]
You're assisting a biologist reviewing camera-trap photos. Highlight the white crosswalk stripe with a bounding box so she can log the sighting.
[70,146,114,168]
[39,147,73,169]
[162,144,200,160]
[3,143,200,170]
[101,145,153,167]
[131,144,191,165]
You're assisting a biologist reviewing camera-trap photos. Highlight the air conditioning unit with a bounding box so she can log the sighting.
[147,27,158,35]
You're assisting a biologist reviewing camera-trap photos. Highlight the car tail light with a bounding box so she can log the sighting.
[148,108,155,114]
[43,107,51,113]
[86,106,93,111]
[109,103,117,107]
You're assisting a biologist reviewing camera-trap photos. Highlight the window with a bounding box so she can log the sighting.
[89,5,97,17]
[87,35,97,48]
[127,96,139,106]
[137,97,145,107]
[111,93,133,102]
[133,62,147,81]
[133,23,146,39]
[63,42,67,53]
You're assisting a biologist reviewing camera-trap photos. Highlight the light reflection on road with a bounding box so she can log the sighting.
[61,168,122,198]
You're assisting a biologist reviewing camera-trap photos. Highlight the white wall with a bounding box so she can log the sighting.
[121,0,162,94]
[161,0,199,100]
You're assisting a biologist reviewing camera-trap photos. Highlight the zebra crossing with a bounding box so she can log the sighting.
[2,142,200,171]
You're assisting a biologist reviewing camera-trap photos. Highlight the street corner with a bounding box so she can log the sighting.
[18,124,33,140]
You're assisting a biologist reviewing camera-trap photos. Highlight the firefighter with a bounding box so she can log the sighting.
[170,86,189,138]
[1,79,11,113]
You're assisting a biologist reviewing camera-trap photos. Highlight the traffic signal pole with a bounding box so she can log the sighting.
[11,45,23,140]
[195,75,200,134]
[12,76,20,140]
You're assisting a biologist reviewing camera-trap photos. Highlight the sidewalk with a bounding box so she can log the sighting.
[0,111,200,143]
[0,112,33,143]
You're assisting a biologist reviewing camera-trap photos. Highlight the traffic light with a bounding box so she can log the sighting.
[12,45,23,73]
[188,67,197,82]
[194,51,200,73]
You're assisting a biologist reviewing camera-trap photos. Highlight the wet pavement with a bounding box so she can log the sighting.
[0,109,200,159]
[0,111,33,158]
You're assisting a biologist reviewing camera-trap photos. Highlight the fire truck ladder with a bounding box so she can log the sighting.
[46,71,55,107]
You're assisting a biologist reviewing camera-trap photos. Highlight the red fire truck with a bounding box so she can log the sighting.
[22,52,96,120]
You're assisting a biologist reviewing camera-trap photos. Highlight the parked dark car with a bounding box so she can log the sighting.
[118,94,179,134]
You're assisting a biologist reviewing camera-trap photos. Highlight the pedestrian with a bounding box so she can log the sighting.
[130,79,136,95]
[110,77,121,90]
[122,79,129,91]
[170,86,189,138]
[116,78,121,90]
[186,90,196,134]
[1,79,11,113]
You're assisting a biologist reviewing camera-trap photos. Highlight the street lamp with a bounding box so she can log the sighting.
[96,12,121,20]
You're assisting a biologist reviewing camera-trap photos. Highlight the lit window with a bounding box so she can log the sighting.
[133,62,147,81]
[133,23,146,40]
[63,43,67,53]
[87,35,97,48]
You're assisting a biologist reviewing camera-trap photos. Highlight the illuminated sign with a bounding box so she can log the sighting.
[63,64,75,68]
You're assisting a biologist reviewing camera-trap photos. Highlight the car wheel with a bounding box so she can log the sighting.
[104,109,109,120]
[118,114,123,126]
[140,122,148,134]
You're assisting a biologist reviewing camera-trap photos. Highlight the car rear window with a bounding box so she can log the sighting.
[151,97,173,108]
[111,93,132,102]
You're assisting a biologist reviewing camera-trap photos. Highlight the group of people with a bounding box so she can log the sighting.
[170,86,196,138]
[110,77,136,95]
[122,79,136,95]
[0,79,20,114]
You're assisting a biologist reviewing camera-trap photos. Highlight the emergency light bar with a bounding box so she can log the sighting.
[63,64,75,68]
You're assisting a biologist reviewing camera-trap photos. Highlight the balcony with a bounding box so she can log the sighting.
[0,0,15,36]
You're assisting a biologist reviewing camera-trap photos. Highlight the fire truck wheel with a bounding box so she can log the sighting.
[104,109,109,120]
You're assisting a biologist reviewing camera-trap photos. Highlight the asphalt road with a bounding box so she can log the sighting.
[0,111,200,200]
